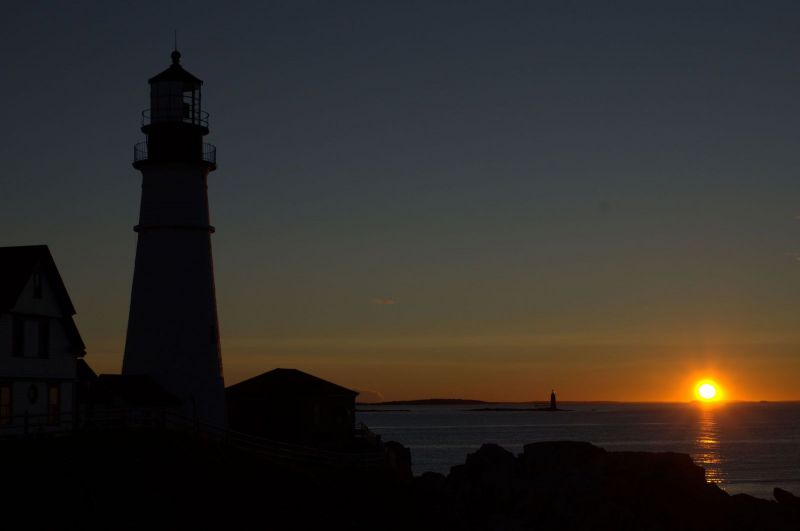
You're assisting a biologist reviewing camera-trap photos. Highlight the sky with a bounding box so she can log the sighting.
[3,1,800,401]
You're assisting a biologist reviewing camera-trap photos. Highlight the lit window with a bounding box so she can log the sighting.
[47,383,60,426]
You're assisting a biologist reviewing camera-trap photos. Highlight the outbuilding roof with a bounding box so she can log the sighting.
[226,368,359,398]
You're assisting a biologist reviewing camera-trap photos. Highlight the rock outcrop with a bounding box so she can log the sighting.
[412,441,800,531]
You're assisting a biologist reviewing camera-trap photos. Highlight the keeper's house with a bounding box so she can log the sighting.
[0,246,86,434]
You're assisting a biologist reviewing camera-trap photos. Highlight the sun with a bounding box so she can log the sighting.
[694,380,721,402]
[698,383,716,400]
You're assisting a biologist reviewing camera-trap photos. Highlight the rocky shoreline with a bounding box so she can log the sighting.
[4,432,798,530]
[409,441,800,530]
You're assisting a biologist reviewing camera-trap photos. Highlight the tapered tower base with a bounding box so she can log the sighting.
[122,51,226,427]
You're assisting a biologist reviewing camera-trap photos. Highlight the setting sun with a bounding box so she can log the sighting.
[698,383,716,400]
[694,380,721,402]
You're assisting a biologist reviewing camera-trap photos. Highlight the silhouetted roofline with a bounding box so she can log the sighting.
[148,50,203,85]
[0,245,76,314]
[226,368,359,397]
[0,245,86,356]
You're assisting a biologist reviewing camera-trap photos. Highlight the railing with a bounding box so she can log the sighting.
[133,142,216,166]
[0,408,387,470]
[162,411,386,469]
[133,142,146,163]
[0,411,75,435]
[141,108,209,128]
[202,143,217,165]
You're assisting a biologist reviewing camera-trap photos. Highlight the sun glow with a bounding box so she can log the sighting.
[698,383,717,400]
[694,380,721,402]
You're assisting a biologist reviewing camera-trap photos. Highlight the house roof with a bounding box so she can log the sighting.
[93,374,183,408]
[0,245,76,314]
[76,359,98,382]
[0,245,85,356]
[226,368,359,398]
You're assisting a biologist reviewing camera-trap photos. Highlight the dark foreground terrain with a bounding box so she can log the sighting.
[413,441,800,531]
[3,431,799,531]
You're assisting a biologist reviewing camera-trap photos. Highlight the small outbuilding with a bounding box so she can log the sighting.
[78,367,183,429]
[226,368,358,449]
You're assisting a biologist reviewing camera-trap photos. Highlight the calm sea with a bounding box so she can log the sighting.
[356,402,800,500]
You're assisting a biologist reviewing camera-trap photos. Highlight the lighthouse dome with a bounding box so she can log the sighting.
[148,49,203,85]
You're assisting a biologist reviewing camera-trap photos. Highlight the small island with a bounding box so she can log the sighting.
[359,391,571,411]
[466,406,571,412]
[469,389,568,411]
[358,398,490,406]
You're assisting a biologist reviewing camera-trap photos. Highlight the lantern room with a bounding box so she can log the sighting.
[144,50,207,130]
[134,50,216,171]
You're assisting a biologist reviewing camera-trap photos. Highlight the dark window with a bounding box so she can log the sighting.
[0,384,11,425]
[38,319,50,358]
[47,383,60,426]
[27,384,38,405]
[32,272,42,299]
[12,317,24,357]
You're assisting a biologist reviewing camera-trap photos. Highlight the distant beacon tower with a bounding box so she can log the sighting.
[123,50,226,427]
[550,390,557,410]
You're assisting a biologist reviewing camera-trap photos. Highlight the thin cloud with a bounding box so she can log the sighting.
[355,390,384,404]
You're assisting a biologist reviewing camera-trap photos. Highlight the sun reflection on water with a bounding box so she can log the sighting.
[693,405,725,487]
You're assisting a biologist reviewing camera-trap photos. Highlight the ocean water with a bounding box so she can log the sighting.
[356,401,800,500]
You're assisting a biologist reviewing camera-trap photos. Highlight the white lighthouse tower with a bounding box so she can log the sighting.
[123,50,226,427]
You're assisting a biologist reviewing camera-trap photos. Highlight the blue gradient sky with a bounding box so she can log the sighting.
[3,1,800,400]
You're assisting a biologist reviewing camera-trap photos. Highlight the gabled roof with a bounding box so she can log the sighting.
[93,374,183,408]
[148,50,203,85]
[0,245,86,356]
[76,359,98,383]
[0,245,76,314]
[226,368,359,398]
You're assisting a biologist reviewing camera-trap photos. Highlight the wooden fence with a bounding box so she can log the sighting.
[0,408,389,471]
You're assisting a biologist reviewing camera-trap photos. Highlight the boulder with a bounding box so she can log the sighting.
[383,440,413,482]
[413,441,800,531]
[774,487,800,508]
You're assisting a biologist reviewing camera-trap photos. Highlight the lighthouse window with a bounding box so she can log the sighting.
[152,82,184,123]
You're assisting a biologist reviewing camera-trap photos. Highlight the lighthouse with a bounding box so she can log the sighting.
[122,50,226,427]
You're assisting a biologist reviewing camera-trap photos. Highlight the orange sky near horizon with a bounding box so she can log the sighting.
[82,330,800,403]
